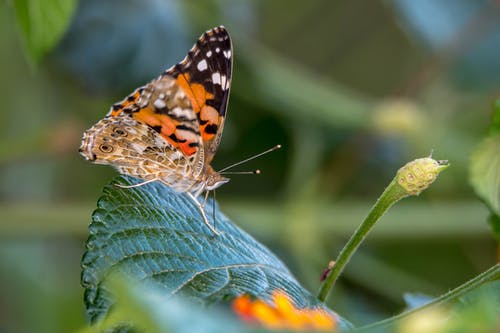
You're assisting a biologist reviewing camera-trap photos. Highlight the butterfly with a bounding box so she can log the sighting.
[79,26,233,235]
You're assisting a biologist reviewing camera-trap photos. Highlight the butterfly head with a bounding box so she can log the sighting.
[204,165,230,191]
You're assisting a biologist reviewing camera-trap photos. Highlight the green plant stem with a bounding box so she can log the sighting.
[357,263,500,331]
[317,179,408,302]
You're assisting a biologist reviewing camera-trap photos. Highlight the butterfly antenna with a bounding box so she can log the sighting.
[218,144,281,173]
[220,170,261,175]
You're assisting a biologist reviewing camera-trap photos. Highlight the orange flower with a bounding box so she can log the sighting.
[231,290,337,331]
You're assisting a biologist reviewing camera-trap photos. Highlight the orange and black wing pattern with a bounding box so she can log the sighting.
[106,26,232,163]
[165,26,232,162]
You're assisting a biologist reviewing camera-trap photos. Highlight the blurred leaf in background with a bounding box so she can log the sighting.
[470,128,500,216]
[470,101,500,244]
[79,275,242,333]
[12,0,77,64]
[396,281,500,333]
[53,0,191,93]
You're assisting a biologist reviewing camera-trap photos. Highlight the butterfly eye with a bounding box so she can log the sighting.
[112,127,127,137]
[99,144,114,153]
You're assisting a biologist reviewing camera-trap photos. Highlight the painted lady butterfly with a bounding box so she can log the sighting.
[79,26,233,235]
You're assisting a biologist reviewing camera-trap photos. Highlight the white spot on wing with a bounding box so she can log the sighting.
[212,72,221,85]
[216,47,220,53]
[197,59,208,71]
[153,99,166,109]
[223,50,231,59]
[206,51,212,57]
[171,107,196,120]
[220,75,227,91]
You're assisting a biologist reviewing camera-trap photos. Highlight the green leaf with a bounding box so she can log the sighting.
[443,281,500,333]
[12,0,77,63]
[78,275,242,333]
[470,135,500,215]
[396,281,500,333]
[491,99,500,135]
[359,265,500,333]
[488,214,500,241]
[81,176,351,329]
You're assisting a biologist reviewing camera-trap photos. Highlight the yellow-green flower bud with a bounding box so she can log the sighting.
[397,157,449,195]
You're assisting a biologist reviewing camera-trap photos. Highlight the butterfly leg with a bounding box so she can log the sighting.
[200,190,219,234]
[115,178,158,188]
[212,190,217,231]
[201,190,218,232]
[186,192,220,236]
[202,190,210,207]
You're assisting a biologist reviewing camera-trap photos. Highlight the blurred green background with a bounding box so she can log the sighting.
[0,0,498,332]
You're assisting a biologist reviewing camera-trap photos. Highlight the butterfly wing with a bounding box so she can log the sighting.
[165,26,233,164]
[108,76,203,154]
[104,26,232,168]
[80,115,202,192]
